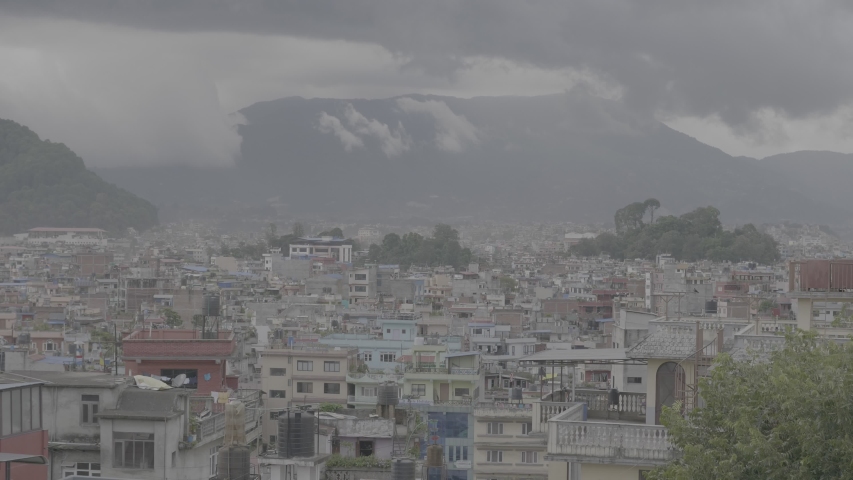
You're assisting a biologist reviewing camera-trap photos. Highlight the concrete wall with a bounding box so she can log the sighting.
[42,384,128,443]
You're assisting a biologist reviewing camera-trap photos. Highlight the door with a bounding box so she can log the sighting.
[655,362,685,424]
[439,383,450,401]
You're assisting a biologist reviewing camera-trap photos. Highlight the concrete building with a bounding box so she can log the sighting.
[259,344,357,448]
[473,404,546,480]
[289,237,353,263]
[26,228,107,247]
[121,329,237,395]
[10,371,131,479]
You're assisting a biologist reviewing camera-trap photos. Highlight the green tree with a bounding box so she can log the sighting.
[570,238,600,257]
[163,308,182,328]
[644,198,661,224]
[292,222,305,237]
[650,332,853,480]
[318,227,344,238]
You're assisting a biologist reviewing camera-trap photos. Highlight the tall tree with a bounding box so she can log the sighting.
[644,198,661,224]
[292,222,305,238]
[651,332,853,480]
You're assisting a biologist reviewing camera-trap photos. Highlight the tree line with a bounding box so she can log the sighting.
[367,224,472,270]
[570,199,780,264]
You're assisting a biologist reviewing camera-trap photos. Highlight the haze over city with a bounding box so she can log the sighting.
[1,3,853,480]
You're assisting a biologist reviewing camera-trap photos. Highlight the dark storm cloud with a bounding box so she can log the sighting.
[5,0,853,131]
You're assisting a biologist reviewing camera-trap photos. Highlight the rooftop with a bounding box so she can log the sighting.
[9,370,130,388]
[98,388,189,420]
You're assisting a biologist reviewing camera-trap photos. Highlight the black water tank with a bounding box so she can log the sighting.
[511,387,523,401]
[391,458,416,480]
[277,412,316,458]
[204,295,221,316]
[608,388,619,406]
[378,383,399,406]
[216,445,250,480]
[705,300,718,314]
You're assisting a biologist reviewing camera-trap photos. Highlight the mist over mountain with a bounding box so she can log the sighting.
[93,92,851,226]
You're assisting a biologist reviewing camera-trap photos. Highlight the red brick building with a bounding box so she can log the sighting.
[122,329,236,395]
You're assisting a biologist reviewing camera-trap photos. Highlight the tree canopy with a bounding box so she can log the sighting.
[572,201,780,264]
[651,332,853,480]
[367,224,472,269]
[0,118,158,234]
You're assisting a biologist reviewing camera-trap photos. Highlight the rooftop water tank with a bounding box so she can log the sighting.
[277,412,316,458]
[216,445,250,480]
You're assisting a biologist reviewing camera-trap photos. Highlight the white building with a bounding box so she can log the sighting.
[26,227,108,246]
[289,237,353,263]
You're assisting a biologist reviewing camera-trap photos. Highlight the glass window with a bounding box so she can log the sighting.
[324,361,340,372]
[454,388,470,397]
[113,433,155,469]
[411,384,426,396]
[1,390,10,436]
[487,422,503,434]
[296,382,313,393]
[444,413,468,438]
[10,388,20,434]
[21,387,32,432]
[297,361,313,371]
[487,451,503,462]
[270,368,286,376]
[270,390,286,398]
[81,394,99,426]
[324,383,341,394]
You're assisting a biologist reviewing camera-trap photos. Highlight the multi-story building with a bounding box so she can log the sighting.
[121,329,238,395]
[473,404,546,480]
[259,344,357,448]
[348,265,376,304]
[289,237,353,263]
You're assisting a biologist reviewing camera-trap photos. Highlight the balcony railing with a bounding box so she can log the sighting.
[547,408,677,465]
[197,402,259,442]
[574,390,646,422]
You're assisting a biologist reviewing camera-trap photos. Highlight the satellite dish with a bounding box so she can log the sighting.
[171,374,187,387]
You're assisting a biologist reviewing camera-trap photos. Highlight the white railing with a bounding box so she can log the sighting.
[548,415,676,464]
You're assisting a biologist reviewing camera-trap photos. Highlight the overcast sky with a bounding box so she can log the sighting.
[1,1,853,167]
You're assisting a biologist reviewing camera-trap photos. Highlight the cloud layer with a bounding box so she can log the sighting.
[2,2,853,161]
[318,104,410,157]
[396,98,479,152]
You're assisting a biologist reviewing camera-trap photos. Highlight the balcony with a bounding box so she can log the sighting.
[347,394,378,404]
[546,405,677,466]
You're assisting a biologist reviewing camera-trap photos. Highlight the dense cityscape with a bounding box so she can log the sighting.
[4,2,853,480]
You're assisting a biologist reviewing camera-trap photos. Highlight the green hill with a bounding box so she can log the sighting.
[0,119,158,234]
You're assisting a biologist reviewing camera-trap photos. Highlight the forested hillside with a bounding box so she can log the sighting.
[0,119,158,234]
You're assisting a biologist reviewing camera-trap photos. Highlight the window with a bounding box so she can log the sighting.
[44,341,55,352]
[270,390,286,398]
[324,383,341,394]
[386,329,391,333]
[81,394,99,426]
[361,387,377,397]
[402,329,406,334]
[487,422,504,434]
[63,462,101,477]
[522,422,533,435]
[270,435,277,445]
[521,451,539,463]
[270,411,280,420]
[296,382,313,393]
[447,445,468,462]
[270,368,286,376]
[411,384,426,396]
[380,353,396,362]
[627,377,643,384]
[487,451,503,463]
[161,368,198,388]
[454,388,470,397]
[113,433,155,469]
[358,440,374,457]
[297,361,313,371]
[354,285,367,293]
[354,274,367,281]
[324,361,340,372]
[591,372,609,382]
[360,352,373,362]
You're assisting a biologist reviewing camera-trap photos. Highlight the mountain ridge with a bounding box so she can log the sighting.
[0,118,158,234]
[92,92,852,226]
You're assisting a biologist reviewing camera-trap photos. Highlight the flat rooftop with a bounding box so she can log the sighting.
[9,370,130,388]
